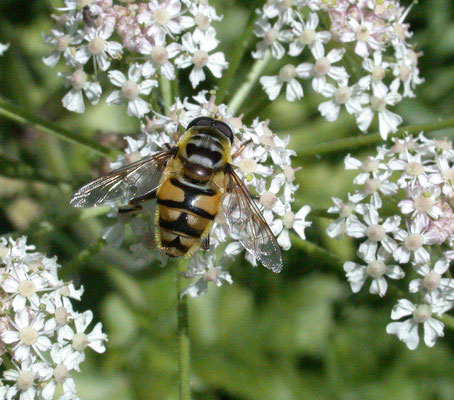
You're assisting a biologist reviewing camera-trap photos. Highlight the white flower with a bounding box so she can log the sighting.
[59,69,102,113]
[343,247,404,297]
[288,12,331,57]
[106,64,157,118]
[276,205,311,250]
[252,18,291,60]
[345,204,399,260]
[43,27,82,68]
[1,309,53,362]
[386,300,444,350]
[409,258,452,296]
[0,41,10,55]
[362,51,390,88]
[3,359,48,400]
[429,155,454,196]
[74,25,123,72]
[318,77,370,122]
[339,17,384,58]
[139,37,181,80]
[356,80,402,139]
[297,48,348,93]
[326,196,362,239]
[350,170,398,209]
[175,30,228,88]
[260,63,305,101]
[398,185,442,219]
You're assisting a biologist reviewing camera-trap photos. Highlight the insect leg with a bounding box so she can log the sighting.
[201,233,210,251]
[119,204,142,215]
[231,139,253,159]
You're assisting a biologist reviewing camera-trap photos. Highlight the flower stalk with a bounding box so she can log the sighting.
[227,50,272,115]
[0,97,118,158]
[177,261,191,400]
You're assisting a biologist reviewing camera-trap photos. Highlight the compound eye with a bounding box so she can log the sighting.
[187,116,214,129]
[213,120,234,143]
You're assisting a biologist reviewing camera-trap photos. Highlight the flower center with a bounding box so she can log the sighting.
[299,29,316,45]
[55,306,69,325]
[260,191,277,209]
[56,35,71,51]
[404,233,424,251]
[412,304,431,323]
[364,178,380,194]
[371,66,385,82]
[28,259,44,272]
[60,285,70,297]
[203,267,220,282]
[283,211,295,229]
[153,8,170,26]
[121,80,140,100]
[263,28,278,44]
[400,64,411,81]
[366,260,386,278]
[339,202,354,218]
[362,158,379,172]
[424,272,441,291]
[394,23,406,40]
[442,168,454,184]
[18,280,37,297]
[195,13,210,30]
[259,134,276,149]
[53,364,69,384]
[72,332,89,351]
[282,165,297,182]
[391,142,405,153]
[370,96,386,112]
[414,195,433,212]
[434,139,452,151]
[71,69,87,90]
[356,24,370,42]
[314,56,331,77]
[192,50,209,67]
[279,64,296,82]
[88,36,106,55]
[17,371,34,391]
[238,158,257,175]
[0,246,8,258]
[335,86,352,104]
[19,326,38,345]
[151,45,168,65]
[366,224,385,241]
[406,162,424,176]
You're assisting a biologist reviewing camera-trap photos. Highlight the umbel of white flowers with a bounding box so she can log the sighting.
[0,236,107,400]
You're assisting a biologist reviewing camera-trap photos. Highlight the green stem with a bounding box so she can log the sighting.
[176,262,191,400]
[227,51,272,116]
[0,153,71,186]
[441,314,454,331]
[297,117,454,157]
[291,234,344,269]
[216,10,257,104]
[0,97,118,158]
[160,74,172,116]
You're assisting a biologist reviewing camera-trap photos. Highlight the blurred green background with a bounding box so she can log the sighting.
[1,0,454,399]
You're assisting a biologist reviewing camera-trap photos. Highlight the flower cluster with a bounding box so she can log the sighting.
[327,134,454,350]
[0,236,107,399]
[255,0,423,139]
[44,0,228,115]
[102,91,311,297]
[0,42,9,56]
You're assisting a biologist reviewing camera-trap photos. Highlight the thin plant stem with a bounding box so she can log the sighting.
[216,10,257,104]
[291,234,344,269]
[176,262,191,400]
[227,51,272,116]
[441,314,454,332]
[295,116,454,157]
[0,97,118,158]
[160,73,172,116]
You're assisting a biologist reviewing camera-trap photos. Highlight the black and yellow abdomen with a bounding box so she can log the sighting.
[155,175,222,257]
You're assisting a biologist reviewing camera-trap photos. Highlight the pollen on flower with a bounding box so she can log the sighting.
[263,28,279,44]
[192,50,209,67]
[424,272,442,291]
[405,162,424,176]
[121,80,140,100]
[279,64,296,82]
[299,28,316,45]
[18,280,36,297]
[260,191,277,209]
[404,233,424,251]
[413,304,432,323]
[195,13,210,30]
[60,285,70,297]
[56,35,71,51]
[339,202,355,218]
[71,70,87,90]
[283,211,295,229]
[151,45,169,65]
[366,260,386,278]
[53,364,70,384]
[153,8,170,26]
[314,56,331,77]
[370,95,386,112]
[371,65,386,82]
[414,195,433,212]
[19,326,38,345]
[72,332,89,351]
[364,178,380,194]
[55,307,69,325]
[87,36,106,55]
[17,371,34,391]
[366,224,385,241]
[335,86,353,104]
[362,158,380,172]
[238,158,257,175]
[442,168,454,183]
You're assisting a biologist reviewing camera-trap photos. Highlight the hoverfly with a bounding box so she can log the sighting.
[71,116,283,272]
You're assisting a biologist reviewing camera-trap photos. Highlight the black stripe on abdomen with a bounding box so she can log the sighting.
[159,213,203,238]
[157,198,216,220]
[169,178,216,197]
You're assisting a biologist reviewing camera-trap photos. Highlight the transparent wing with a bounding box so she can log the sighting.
[70,151,173,208]
[222,166,283,273]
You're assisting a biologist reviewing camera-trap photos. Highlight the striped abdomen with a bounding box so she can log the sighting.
[155,176,222,258]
